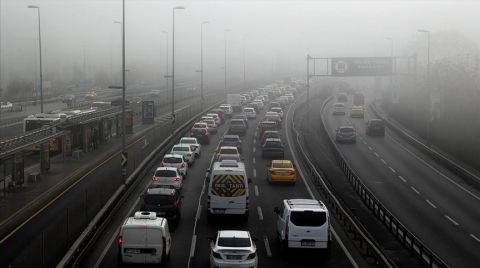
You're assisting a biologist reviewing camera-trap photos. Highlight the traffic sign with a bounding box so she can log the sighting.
[121,151,128,167]
[331,57,392,76]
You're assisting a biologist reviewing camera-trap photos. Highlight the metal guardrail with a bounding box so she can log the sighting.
[369,104,480,189]
[317,96,448,268]
[0,127,64,157]
[289,95,395,268]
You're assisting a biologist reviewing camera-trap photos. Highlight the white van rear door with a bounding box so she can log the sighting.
[288,211,328,245]
[122,227,147,263]
[209,175,247,211]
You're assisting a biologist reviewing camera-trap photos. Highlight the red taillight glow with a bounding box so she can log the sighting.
[117,236,123,245]
[175,176,180,181]
[212,251,222,259]
[247,252,256,259]
[172,201,178,209]
[152,176,157,181]
[181,163,186,168]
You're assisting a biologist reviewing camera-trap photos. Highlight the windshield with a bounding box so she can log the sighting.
[219,148,238,155]
[339,128,354,133]
[180,139,195,144]
[223,137,239,143]
[163,157,182,164]
[173,146,189,152]
[290,211,327,227]
[154,170,177,177]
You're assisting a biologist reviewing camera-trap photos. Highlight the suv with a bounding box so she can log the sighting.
[117,211,171,265]
[228,119,247,136]
[274,199,331,256]
[190,122,210,145]
[366,119,385,136]
[140,188,183,226]
[262,138,284,158]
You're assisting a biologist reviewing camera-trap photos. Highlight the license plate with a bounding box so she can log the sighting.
[301,240,315,247]
[213,209,225,214]
[226,255,242,260]
[125,249,140,254]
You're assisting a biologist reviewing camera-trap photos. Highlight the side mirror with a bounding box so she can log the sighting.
[273,207,280,214]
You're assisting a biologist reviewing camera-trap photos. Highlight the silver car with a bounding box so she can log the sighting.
[335,126,356,143]
[171,144,195,164]
[179,137,201,157]
[161,154,188,176]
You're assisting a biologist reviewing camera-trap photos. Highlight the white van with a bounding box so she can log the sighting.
[117,211,172,264]
[274,199,331,256]
[207,160,250,220]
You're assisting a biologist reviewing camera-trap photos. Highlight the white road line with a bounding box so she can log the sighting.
[398,175,407,183]
[388,134,480,202]
[426,199,437,209]
[388,167,396,173]
[254,185,259,197]
[257,206,264,221]
[331,228,360,268]
[362,140,367,145]
[373,152,379,157]
[189,235,197,257]
[410,186,420,195]
[380,158,386,165]
[253,147,256,153]
[368,146,373,151]
[253,139,256,145]
[196,205,202,220]
[445,215,460,226]
[252,157,256,164]
[254,131,258,137]
[263,235,272,257]
[94,197,140,267]
[470,234,480,243]
[253,168,257,179]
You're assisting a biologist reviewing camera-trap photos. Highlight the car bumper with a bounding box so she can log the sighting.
[288,240,328,249]
[210,257,257,268]
[268,174,296,182]
[151,181,182,190]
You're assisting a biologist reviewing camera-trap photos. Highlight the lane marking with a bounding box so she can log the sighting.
[426,199,437,209]
[373,152,379,157]
[253,139,256,145]
[189,235,197,257]
[253,168,257,179]
[398,175,407,183]
[362,140,367,145]
[252,157,256,164]
[368,146,373,151]
[380,158,386,165]
[257,206,263,221]
[332,228,360,268]
[410,186,420,195]
[389,167,396,173]
[470,234,480,243]
[196,205,202,220]
[388,134,480,202]
[445,215,460,226]
[253,147,256,153]
[254,185,259,197]
[263,235,272,257]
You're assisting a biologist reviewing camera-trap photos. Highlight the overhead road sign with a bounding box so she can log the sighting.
[331,57,393,76]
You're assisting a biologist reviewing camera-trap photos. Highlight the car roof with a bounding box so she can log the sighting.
[180,137,197,141]
[218,230,250,238]
[263,130,279,135]
[285,199,327,211]
[339,126,355,129]
[272,160,292,165]
[146,187,176,195]
[220,146,238,150]
[155,166,177,171]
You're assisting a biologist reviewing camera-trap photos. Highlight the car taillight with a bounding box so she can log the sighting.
[117,236,123,245]
[172,201,178,209]
[247,252,256,259]
[181,162,186,168]
[212,251,222,259]
[175,176,180,181]
[152,176,157,181]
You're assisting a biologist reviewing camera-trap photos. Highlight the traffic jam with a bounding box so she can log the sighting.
[115,81,332,267]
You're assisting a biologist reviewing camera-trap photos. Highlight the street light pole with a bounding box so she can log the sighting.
[28,5,43,113]
[121,0,126,177]
[224,29,230,96]
[385,37,394,106]
[172,6,185,134]
[243,36,246,91]
[162,31,169,90]
[200,21,209,112]
[418,29,431,146]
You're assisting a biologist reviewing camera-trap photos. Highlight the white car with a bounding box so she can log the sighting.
[151,167,183,190]
[210,230,258,268]
[243,107,257,119]
[171,144,195,164]
[161,154,188,176]
[253,100,264,110]
[270,107,283,119]
[179,137,201,157]
[206,113,222,125]
[0,101,13,109]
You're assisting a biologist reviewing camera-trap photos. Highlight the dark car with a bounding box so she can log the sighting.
[366,119,385,136]
[232,113,249,127]
[337,93,348,103]
[228,119,247,136]
[336,126,356,143]
[258,121,278,136]
[140,187,183,225]
[220,134,242,152]
[262,138,285,158]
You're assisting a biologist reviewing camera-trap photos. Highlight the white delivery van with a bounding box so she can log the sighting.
[274,199,331,257]
[117,211,172,264]
[207,160,250,220]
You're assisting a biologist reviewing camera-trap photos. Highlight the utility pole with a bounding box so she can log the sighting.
[200,21,209,112]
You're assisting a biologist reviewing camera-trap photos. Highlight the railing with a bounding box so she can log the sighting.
[312,96,448,268]
[0,127,63,157]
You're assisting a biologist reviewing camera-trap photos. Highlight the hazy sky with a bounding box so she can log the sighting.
[1,0,479,90]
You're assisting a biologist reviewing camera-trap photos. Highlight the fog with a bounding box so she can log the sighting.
[1,0,480,95]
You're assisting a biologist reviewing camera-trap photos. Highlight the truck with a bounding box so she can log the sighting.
[227,94,243,113]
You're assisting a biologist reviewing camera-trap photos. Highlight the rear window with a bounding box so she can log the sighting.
[290,211,327,227]
[220,148,237,155]
[224,137,239,143]
[231,120,244,125]
[164,157,182,164]
[265,141,282,147]
[143,194,174,205]
[155,170,177,177]
[218,155,241,162]
[218,237,251,247]
[339,128,354,133]
[272,162,292,168]
[173,146,189,152]
[244,108,254,112]
[180,139,195,144]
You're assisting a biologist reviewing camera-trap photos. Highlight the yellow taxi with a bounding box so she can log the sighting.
[267,160,296,183]
[216,146,240,160]
[350,105,365,118]
[85,91,97,100]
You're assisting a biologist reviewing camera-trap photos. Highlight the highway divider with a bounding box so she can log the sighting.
[370,104,480,190]
[314,96,448,268]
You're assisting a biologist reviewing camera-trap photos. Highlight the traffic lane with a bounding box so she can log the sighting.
[191,105,352,267]
[94,118,229,268]
[323,103,480,267]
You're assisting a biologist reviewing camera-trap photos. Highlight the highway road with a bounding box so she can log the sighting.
[321,94,480,267]
[81,97,357,267]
